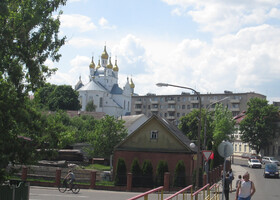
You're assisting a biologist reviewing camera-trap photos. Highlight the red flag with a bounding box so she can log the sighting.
[210,152,214,160]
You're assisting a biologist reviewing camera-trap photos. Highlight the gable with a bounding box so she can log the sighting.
[116,116,192,153]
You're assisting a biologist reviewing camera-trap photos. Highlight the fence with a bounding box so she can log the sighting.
[127,186,164,200]
[164,185,193,200]
[0,181,29,200]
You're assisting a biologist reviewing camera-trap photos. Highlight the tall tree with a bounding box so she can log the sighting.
[34,84,81,111]
[0,0,66,183]
[87,116,128,159]
[239,98,279,154]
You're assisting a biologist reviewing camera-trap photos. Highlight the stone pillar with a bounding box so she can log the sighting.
[21,166,27,181]
[164,172,170,192]
[55,168,61,186]
[126,173,132,192]
[90,171,97,189]
[203,173,207,186]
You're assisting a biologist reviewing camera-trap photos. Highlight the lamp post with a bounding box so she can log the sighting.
[156,82,202,189]
[203,96,229,183]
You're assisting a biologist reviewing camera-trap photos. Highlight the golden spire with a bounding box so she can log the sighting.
[107,57,113,69]
[113,59,119,72]
[89,56,95,69]
[130,78,135,88]
[101,45,109,59]
[96,59,101,69]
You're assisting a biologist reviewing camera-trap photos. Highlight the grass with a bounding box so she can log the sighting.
[96,180,114,187]
[82,164,111,171]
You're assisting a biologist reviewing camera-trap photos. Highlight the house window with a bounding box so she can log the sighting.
[150,130,158,140]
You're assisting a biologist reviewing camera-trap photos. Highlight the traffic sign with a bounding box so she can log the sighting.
[202,150,213,161]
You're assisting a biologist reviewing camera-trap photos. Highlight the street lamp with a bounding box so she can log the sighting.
[156,82,202,189]
[203,96,229,183]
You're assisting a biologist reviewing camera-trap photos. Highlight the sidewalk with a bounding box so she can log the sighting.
[218,163,247,199]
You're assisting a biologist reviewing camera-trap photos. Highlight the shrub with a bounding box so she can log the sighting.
[155,160,168,186]
[142,160,153,187]
[173,160,186,187]
[131,158,142,187]
[114,158,127,186]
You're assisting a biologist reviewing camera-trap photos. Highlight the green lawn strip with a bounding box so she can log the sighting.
[81,164,111,171]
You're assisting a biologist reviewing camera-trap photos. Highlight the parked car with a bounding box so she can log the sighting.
[248,159,262,168]
[262,156,280,166]
[264,163,279,178]
[249,155,262,163]
[241,153,251,159]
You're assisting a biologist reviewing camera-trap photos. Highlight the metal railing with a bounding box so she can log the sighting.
[164,185,193,200]
[127,186,164,200]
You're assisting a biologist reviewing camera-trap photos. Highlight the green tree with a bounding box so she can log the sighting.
[239,98,278,154]
[0,0,66,183]
[142,160,153,187]
[114,158,127,186]
[211,104,235,167]
[34,84,81,111]
[155,160,168,186]
[173,160,186,187]
[86,100,97,112]
[131,158,142,187]
[179,109,201,140]
[87,116,127,159]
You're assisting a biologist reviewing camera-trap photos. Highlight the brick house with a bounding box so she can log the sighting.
[113,114,197,186]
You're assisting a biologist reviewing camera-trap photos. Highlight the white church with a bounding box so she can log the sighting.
[75,46,135,117]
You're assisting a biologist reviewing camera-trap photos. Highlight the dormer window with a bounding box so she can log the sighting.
[150,130,158,140]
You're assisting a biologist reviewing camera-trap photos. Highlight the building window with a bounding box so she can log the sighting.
[244,144,247,152]
[239,144,241,152]
[124,100,126,109]
[235,144,237,152]
[182,105,185,109]
[177,113,180,117]
[150,130,158,140]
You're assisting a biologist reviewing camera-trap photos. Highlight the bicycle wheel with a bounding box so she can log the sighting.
[71,184,80,194]
[58,184,67,193]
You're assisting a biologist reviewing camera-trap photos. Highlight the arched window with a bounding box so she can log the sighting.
[124,100,126,109]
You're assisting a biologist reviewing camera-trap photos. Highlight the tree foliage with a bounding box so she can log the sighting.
[34,84,81,111]
[239,98,279,154]
[155,160,168,186]
[173,160,186,187]
[0,0,66,183]
[86,100,97,112]
[114,158,127,186]
[142,160,153,187]
[131,158,142,187]
[87,115,128,159]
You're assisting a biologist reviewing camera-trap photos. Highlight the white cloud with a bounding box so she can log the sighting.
[98,17,117,29]
[60,14,96,32]
[163,0,280,35]
[67,37,96,48]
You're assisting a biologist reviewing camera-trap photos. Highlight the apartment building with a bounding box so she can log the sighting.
[131,91,266,125]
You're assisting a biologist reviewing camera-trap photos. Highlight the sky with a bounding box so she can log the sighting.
[47,0,280,103]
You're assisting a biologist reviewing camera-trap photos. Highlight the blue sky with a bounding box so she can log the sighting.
[47,0,280,102]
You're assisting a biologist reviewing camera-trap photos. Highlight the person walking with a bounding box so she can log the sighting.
[235,175,242,190]
[235,172,256,200]
[224,173,232,200]
[229,168,234,192]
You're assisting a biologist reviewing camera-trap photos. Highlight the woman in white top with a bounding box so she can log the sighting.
[235,172,256,200]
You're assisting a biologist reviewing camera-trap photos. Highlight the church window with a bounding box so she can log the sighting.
[99,97,103,107]
[150,130,158,140]
[128,101,130,110]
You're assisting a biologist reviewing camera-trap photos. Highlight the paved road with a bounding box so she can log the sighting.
[30,157,280,200]
[227,157,280,200]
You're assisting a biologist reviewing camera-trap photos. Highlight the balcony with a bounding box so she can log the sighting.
[135,100,142,104]
[191,100,199,104]
[230,99,240,103]
[167,108,175,112]
[151,100,159,104]
[134,108,142,112]
[230,107,240,112]
[167,116,175,120]
[168,100,176,104]
[151,108,158,112]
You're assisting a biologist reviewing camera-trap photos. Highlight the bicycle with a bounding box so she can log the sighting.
[58,179,80,194]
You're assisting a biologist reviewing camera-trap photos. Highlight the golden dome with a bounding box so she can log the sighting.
[89,57,95,69]
[130,78,135,88]
[113,59,119,72]
[107,57,113,69]
[96,59,101,69]
[101,46,109,59]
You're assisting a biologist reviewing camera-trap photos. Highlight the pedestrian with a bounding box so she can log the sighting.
[224,173,232,200]
[229,168,234,192]
[236,175,242,189]
[235,172,256,200]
